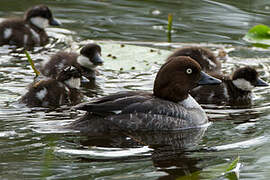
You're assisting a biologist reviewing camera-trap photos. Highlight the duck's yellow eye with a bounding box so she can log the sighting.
[186,68,192,74]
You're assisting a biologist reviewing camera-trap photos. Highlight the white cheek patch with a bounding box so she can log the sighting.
[30,17,49,29]
[77,55,94,69]
[232,78,255,91]
[36,88,48,100]
[3,28,12,39]
[64,77,81,89]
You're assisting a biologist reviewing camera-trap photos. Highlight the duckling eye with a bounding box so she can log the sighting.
[186,68,193,74]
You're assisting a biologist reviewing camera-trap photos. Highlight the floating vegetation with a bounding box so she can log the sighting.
[244,24,270,47]
[224,156,241,180]
[25,50,40,76]
[167,13,173,42]
[226,156,240,173]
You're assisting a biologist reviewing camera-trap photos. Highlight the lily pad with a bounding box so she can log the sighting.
[99,42,171,71]
[243,24,270,46]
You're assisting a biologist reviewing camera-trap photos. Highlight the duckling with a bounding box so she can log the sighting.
[20,66,82,108]
[0,4,60,48]
[190,66,268,106]
[40,43,103,81]
[168,46,221,73]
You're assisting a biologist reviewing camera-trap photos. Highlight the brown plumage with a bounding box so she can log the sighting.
[154,56,201,102]
[40,43,103,80]
[190,66,268,106]
[0,5,60,48]
[167,46,221,73]
[19,66,82,108]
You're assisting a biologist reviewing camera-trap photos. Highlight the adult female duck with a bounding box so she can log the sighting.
[70,56,221,135]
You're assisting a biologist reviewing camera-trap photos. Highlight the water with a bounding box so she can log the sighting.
[1,0,270,179]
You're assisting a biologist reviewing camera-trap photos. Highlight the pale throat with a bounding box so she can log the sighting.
[30,17,49,29]
[77,55,94,69]
[179,94,202,110]
[232,78,254,91]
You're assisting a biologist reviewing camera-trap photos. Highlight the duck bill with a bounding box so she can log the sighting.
[255,78,269,87]
[92,53,104,65]
[49,18,61,26]
[198,71,221,85]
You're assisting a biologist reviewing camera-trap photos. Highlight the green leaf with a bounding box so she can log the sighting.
[244,24,270,45]
[225,156,240,173]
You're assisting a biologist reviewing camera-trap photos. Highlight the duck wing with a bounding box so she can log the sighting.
[73,91,207,132]
[74,91,153,115]
[108,98,196,131]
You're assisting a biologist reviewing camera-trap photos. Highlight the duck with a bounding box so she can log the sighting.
[0,4,60,48]
[190,66,268,106]
[167,46,221,73]
[69,56,221,135]
[40,43,103,81]
[19,66,82,108]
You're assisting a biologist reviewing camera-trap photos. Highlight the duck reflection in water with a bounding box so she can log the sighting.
[75,126,208,179]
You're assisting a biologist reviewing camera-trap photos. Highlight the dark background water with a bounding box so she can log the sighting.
[1,0,270,179]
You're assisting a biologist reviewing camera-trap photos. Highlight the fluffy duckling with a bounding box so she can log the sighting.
[41,43,103,81]
[190,66,268,106]
[168,46,221,73]
[0,5,60,48]
[20,66,82,108]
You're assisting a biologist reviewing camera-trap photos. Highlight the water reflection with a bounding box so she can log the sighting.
[73,127,207,178]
